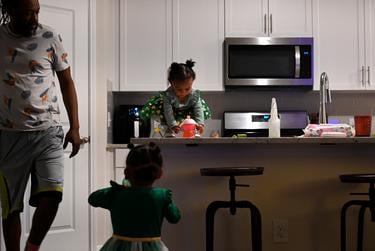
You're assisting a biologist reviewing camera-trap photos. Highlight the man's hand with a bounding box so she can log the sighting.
[63,128,81,158]
[57,68,80,158]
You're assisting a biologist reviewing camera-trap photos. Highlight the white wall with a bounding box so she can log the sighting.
[94,0,118,247]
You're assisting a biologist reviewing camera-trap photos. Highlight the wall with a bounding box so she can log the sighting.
[94,0,118,247]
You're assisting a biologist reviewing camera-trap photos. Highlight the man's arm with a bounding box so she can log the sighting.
[56,67,81,158]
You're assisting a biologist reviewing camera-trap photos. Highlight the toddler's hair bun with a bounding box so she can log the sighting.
[170,62,180,71]
[149,142,161,155]
[185,59,195,68]
[127,143,135,149]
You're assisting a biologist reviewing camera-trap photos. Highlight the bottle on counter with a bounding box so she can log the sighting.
[268,97,280,138]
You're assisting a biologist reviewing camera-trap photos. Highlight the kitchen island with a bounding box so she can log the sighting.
[117,137,375,251]
[107,136,375,149]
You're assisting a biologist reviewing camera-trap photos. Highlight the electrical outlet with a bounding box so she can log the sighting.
[273,219,288,243]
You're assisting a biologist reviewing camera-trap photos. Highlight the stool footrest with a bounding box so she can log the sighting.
[237,184,250,187]
[206,200,262,251]
[350,192,368,195]
[200,167,264,176]
[341,199,375,251]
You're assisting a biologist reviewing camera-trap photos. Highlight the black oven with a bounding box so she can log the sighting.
[224,37,313,88]
[113,105,150,144]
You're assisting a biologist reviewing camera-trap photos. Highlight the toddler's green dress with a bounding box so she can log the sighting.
[140,88,211,127]
[89,181,181,251]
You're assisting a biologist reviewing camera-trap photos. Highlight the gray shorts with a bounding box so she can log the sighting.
[0,126,64,218]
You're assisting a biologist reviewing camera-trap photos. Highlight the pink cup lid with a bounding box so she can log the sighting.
[180,116,197,126]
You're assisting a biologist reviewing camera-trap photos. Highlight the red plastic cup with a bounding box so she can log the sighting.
[181,124,196,138]
[354,115,372,136]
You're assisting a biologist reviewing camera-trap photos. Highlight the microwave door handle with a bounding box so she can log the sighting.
[295,46,301,78]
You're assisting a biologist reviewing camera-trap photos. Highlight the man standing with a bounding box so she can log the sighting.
[0,0,81,250]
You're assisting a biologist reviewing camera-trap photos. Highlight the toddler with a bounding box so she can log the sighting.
[140,59,211,136]
[89,143,181,251]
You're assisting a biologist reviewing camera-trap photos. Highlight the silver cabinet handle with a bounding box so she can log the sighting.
[264,14,267,34]
[270,14,273,34]
[367,66,371,86]
[361,66,365,86]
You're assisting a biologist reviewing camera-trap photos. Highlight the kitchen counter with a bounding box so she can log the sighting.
[107,137,375,149]
[128,136,375,146]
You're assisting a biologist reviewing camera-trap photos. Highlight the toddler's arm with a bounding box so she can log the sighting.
[164,190,181,224]
[88,187,112,209]
[163,97,178,128]
[196,124,204,134]
[192,94,205,126]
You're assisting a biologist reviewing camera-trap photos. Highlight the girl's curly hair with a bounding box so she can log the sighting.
[168,59,196,83]
[126,142,163,183]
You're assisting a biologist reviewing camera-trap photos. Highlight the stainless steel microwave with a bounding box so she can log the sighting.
[224,37,313,87]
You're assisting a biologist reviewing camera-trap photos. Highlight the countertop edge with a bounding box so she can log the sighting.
[107,137,375,149]
[121,137,375,146]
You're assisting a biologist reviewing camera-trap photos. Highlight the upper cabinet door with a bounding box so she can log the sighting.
[365,0,375,88]
[225,0,312,37]
[313,0,366,90]
[173,0,224,91]
[225,0,267,37]
[119,0,172,91]
[119,0,224,91]
[268,0,312,37]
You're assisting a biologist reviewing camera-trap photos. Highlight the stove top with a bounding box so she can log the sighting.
[223,111,309,137]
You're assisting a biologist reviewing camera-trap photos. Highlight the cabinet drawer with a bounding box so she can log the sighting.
[115,167,125,184]
[115,148,130,167]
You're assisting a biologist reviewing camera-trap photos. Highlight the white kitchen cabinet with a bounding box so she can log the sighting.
[173,0,224,91]
[366,0,375,89]
[225,0,312,37]
[114,148,130,182]
[313,0,375,90]
[119,0,224,91]
[119,0,172,91]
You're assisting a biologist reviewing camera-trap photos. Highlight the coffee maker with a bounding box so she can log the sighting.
[113,105,150,143]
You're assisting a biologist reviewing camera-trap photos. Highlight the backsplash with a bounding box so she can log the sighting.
[110,90,375,142]
[113,91,375,119]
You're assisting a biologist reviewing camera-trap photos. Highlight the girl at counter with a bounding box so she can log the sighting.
[88,142,181,251]
[140,59,211,137]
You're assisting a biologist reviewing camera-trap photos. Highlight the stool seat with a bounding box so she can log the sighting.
[200,167,264,177]
[340,173,375,183]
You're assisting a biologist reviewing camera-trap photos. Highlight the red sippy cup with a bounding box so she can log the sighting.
[180,116,197,138]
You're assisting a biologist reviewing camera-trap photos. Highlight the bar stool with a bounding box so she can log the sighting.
[200,166,264,251]
[340,173,375,251]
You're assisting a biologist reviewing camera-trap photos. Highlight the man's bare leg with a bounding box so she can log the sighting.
[26,195,60,250]
[3,211,21,251]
